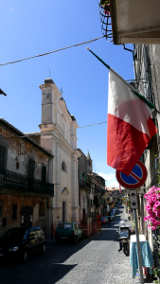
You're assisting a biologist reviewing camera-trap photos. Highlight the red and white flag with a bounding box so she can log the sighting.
[107,70,157,175]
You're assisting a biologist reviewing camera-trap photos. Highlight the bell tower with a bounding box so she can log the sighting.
[39,78,61,129]
[40,78,54,125]
[39,77,79,227]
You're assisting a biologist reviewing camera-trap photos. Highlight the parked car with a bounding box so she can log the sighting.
[0,226,46,263]
[55,222,83,243]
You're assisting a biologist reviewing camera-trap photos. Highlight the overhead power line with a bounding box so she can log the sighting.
[78,120,107,128]
[0,120,107,141]
[0,35,105,67]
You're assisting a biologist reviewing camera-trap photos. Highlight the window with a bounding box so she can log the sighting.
[2,217,7,227]
[0,200,3,217]
[0,146,7,173]
[15,157,19,169]
[61,161,67,172]
[39,202,45,217]
[41,165,46,183]
[27,159,35,181]
[12,204,17,220]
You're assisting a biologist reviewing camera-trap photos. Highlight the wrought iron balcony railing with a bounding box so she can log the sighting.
[79,175,91,189]
[99,0,112,40]
[0,169,54,196]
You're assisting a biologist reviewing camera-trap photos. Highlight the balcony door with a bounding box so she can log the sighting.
[0,146,6,173]
[27,159,35,186]
[21,206,33,228]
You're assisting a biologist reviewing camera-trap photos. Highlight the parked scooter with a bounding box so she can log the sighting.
[118,223,130,256]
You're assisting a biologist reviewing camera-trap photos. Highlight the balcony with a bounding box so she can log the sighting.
[0,169,54,196]
[79,174,91,189]
[100,0,160,44]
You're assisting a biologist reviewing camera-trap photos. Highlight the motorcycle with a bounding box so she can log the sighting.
[119,225,130,256]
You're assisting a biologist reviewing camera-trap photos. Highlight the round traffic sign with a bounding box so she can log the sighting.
[116,161,147,189]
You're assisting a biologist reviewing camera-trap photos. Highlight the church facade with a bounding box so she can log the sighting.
[39,78,79,230]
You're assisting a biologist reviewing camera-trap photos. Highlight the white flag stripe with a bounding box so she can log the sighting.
[108,71,153,137]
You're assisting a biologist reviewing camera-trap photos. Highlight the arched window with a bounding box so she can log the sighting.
[61,161,67,172]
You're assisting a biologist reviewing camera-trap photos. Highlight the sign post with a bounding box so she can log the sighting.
[133,200,144,284]
[116,161,147,284]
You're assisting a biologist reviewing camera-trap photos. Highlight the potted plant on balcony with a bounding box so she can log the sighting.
[99,0,111,15]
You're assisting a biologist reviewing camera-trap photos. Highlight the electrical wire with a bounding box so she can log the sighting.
[0,35,105,67]
[0,35,107,129]
[1,120,107,140]
[78,120,107,128]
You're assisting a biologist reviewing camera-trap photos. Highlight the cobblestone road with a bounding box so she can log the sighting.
[56,206,135,284]
[0,205,151,284]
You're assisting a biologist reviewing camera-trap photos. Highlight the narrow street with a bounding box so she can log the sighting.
[0,205,135,284]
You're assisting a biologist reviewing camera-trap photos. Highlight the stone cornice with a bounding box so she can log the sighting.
[39,123,56,132]
[40,127,77,156]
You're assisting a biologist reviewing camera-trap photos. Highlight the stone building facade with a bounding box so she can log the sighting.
[133,44,160,247]
[77,149,93,224]
[77,149,106,236]
[0,119,54,237]
[38,78,79,229]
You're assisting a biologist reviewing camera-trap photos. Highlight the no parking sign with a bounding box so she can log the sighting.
[116,160,147,189]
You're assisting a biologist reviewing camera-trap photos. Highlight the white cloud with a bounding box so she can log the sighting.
[98,172,119,187]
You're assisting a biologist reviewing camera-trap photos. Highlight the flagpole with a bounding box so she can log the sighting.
[87,48,160,113]
[87,47,137,89]
[87,47,135,90]
[87,48,111,71]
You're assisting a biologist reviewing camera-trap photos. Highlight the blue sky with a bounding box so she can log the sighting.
[0,0,134,187]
